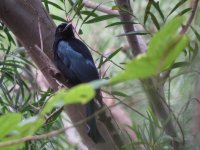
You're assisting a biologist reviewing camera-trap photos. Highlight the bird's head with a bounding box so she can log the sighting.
[55,22,74,38]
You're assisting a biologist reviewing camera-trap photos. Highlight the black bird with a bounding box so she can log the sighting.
[53,22,103,143]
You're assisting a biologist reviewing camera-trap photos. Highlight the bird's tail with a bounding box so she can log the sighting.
[86,99,104,143]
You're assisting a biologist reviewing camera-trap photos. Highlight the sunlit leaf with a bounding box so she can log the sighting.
[148,16,185,56]
[42,84,95,114]
[0,113,22,139]
[17,116,44,136]
[110,17,188,84]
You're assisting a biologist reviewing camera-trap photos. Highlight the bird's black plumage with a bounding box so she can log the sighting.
[53,23,103,143]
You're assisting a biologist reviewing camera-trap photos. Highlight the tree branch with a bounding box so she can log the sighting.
[114,0,146,56]
[83,0,119,15]
[0,0,130,149]
[114,0,179,148]
[180,0,199,35]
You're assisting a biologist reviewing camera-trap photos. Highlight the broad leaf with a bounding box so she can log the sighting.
[110,16,188,84]
[0,113,21,139]
[42,84,95,114]
[17,116,44,136]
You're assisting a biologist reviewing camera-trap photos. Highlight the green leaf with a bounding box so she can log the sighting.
[98,55,104,68]
[101,47,122,65]
[0,113,22,139]
[148,11,160,30]
[42,0,49,12]
[4,29,15,45]
[81,3,100,25]
[110,16,188,84]
[59,0,65,3]
[167,0,188,17]
[148,16,185,56]
[151,1,165,22]
[80,10,98,17]
[111,91,128,97]
[191,26,200,41]
[17,116,44,136]
[105,21,137,28]
[0,143,23,150]
[117,31,150,37]
[72,2,84,20]
[177,8,191,16]
[85,14,117,24]
[50,14,66,22]
[42,0,64,11]
[89,79,109,89]
[171,61,190,69]
[188,42,198,61]
[0,33,5,39]
[144,0,152,25]
[42,84,95,114]
[69,0,83,20]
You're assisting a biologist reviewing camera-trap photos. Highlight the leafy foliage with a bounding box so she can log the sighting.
[0,0,200,149]
[111,16,188,84]
[42,84,95,114]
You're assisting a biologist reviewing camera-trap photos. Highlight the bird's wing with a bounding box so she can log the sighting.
[68,38,94,62]
[57,40,99,82]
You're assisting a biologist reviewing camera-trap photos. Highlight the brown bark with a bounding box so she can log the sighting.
[114,0,146,56]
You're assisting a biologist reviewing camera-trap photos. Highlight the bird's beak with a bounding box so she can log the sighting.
[62,23,72,32]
